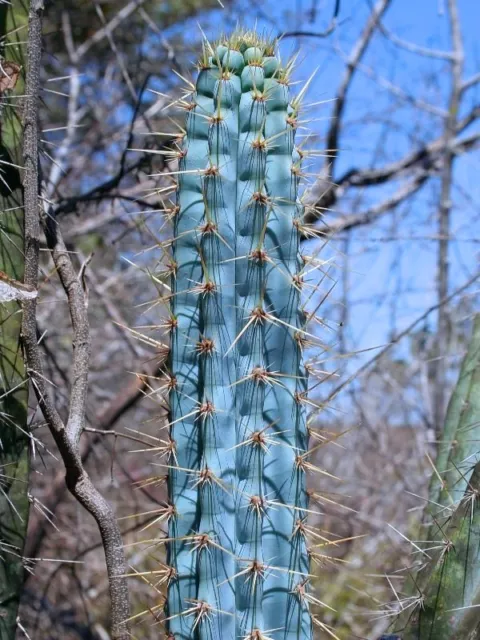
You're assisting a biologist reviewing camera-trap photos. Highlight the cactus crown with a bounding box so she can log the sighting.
[214,30,277,55]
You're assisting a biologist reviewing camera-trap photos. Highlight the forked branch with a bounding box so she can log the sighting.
[20,2,130,638]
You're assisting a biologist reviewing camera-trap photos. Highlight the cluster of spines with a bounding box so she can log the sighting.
[143,30,337,640]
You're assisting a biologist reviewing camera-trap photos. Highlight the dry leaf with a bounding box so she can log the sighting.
[0,270,37,303]
[0,60,21,94]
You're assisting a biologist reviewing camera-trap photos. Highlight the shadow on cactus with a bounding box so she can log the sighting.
[127,29,345,640]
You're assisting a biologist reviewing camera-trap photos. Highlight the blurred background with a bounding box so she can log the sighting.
[16,0,479,637]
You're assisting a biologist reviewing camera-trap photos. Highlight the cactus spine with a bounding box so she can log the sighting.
[0,2,30,638]
[165,31,314,640]
[394,314,480,639]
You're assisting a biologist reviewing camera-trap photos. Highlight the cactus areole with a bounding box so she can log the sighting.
[166,31,315,640]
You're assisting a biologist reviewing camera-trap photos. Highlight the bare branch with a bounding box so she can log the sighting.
[341,127,479,189]
[374,7,454,60]
[321,171,429,236]
[20,4,131,637]
[303,123,480,227]
[324,0,392,178]
[433,0,465,433]
[46,222,89,444]
[461,71,480,93]
[75,0,148,60]
[24,358,163,563]
[92,0,137,100]
[323,270,480,411]
[44,11,84,201]
[23,219,132,640]
[349,55,448,117]
[279,0,341,39]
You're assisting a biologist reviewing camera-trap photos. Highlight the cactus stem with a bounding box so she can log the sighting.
[159,31,326,638]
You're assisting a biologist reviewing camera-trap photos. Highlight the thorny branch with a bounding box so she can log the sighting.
[20,2,131,638]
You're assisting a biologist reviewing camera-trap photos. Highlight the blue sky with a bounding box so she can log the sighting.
[263,0,480,351]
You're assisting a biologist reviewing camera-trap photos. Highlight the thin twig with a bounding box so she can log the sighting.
[372,1,454,60]
[279,0,342,39]
[24,358,163,562]
[325,0,392,178]
[323,270,480,411]
[303,0,392,217]
[433,0,464,434]
[75,0,148,60]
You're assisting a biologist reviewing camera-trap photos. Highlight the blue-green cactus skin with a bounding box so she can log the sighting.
[166,67,217,639]
[166,34,312,640]
[262,73,311,640]
[235,49,268,638]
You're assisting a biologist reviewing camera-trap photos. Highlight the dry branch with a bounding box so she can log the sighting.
[20,2,131,637]
[433,0,464,434]
[24,358,162,562]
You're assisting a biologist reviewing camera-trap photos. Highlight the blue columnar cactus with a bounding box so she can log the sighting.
[165,31,316,640]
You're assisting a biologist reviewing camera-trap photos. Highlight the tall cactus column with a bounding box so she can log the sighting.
[165,32,315,640]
